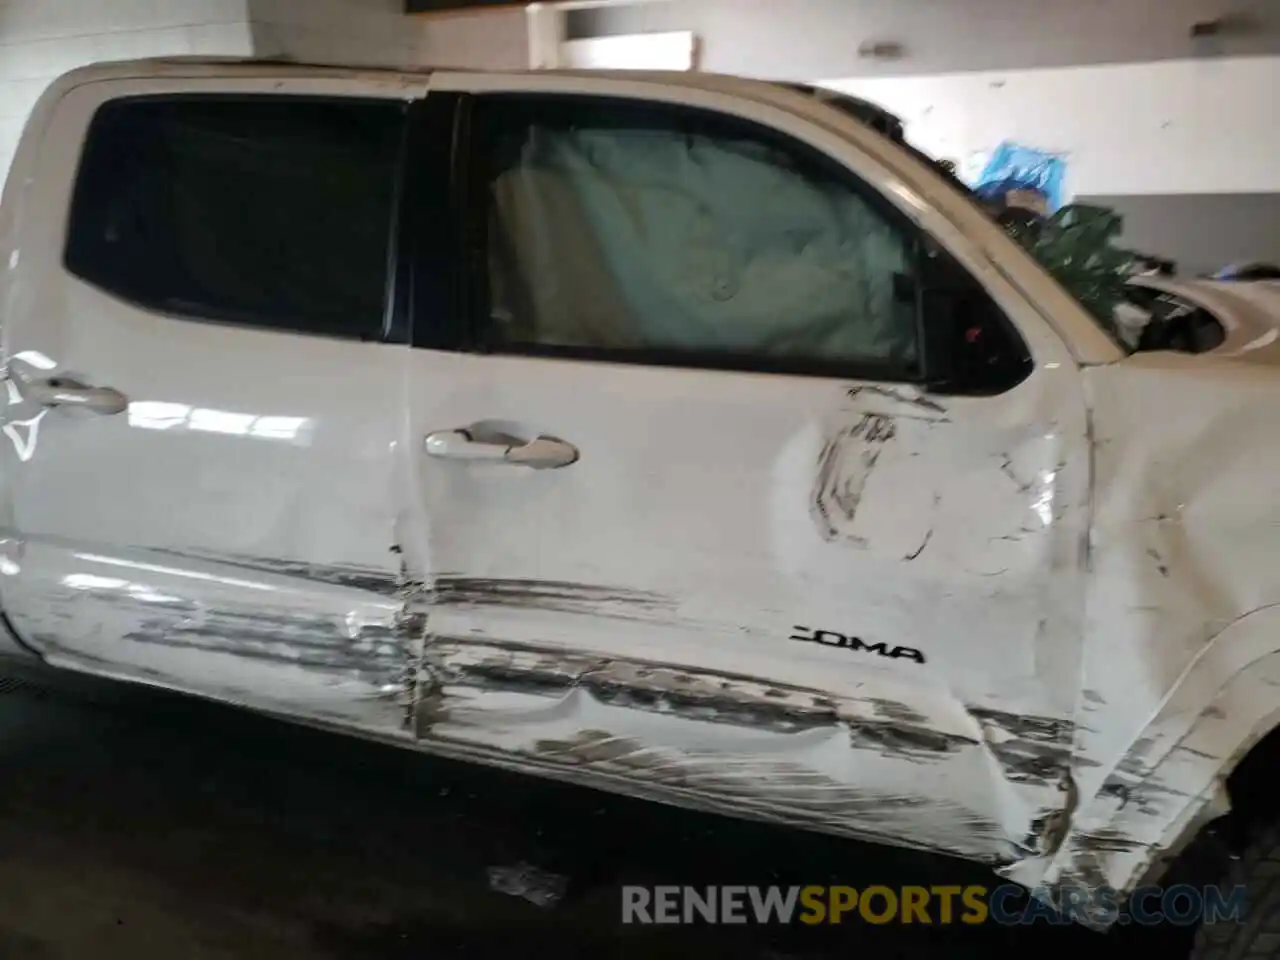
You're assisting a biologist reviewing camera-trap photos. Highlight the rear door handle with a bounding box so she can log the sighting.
[425,429,579,469]
[24,377,128,415]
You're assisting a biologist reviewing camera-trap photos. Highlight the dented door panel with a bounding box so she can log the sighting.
[0,72,424,737]
[423,636,1076,861]
[406,346,1091,865]
[0,312,411,732]
[396,73,1093,873]
[5,543,410,732]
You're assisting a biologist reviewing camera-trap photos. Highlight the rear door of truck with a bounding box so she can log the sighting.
[0,62,429,737]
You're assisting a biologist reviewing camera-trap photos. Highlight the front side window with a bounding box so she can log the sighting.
[472,96,923,380]
[66,95,406,340]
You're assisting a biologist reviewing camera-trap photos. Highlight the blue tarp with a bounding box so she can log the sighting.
[972,141,1067,213]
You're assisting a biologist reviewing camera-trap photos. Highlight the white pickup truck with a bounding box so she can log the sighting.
[0,58,1274,952]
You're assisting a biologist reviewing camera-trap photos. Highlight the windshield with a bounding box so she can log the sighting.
[777,82,1139,349]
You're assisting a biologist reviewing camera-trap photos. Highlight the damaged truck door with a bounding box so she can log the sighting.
[404,74,1095,866]
[0,73,426,735]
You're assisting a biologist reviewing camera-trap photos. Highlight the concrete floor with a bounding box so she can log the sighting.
[0,668,1188,959]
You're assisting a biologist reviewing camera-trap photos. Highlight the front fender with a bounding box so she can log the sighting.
[1002,602,1280,924]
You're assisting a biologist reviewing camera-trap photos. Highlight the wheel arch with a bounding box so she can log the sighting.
[1003,603,1280,928]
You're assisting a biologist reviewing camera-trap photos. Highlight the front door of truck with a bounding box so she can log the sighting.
[404,75,1093,864]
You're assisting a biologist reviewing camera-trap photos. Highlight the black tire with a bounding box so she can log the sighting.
[1191,822,1280,960]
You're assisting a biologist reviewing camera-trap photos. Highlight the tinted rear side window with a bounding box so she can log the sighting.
[65,96,406,340]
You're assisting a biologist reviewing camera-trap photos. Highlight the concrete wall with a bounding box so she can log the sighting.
[572,0,1280,274]
[825,56,1280,197]
[412,7,529,70]
[824,55,1280,275]
[0,0,254,177]
[1075,193,1280,276]
[249,0,424,65]
[0,0,529,188]
[567,0,1280,81]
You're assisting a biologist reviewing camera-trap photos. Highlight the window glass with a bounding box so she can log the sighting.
[477,97,922,378]
[66,95,405,339]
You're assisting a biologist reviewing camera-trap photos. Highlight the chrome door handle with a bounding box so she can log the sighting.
[24,377,128,415]
[425,430,579,469]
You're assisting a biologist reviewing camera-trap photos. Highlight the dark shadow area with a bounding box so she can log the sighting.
[0,667,1185,958]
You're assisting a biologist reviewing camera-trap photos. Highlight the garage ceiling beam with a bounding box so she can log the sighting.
[406,0,658,11]
[406,1,539,11]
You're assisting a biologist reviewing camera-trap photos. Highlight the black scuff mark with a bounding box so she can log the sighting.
[443,646,840,735]
[1173,743,1218,760]
[904,514,937,561]
[864,698,930,726]
[435,637,1078,790]
[429,578,672,620]
[811,413,897,544]
[453,661,583,698]
[971,709,1073,744]
[427,644,1073,861]
[1083,418,1098,577]
[989,744,1072,785]
[119,626,401,681]
[848,384,948,417]
[989,525,1040,544]
[58,545,430,721]
[1105,742,1192,808]
[1146,547,1170,578]
[395,547,438,732]
[847,721,973,758]
[439,637,967,753]
[117,608,407,693]
[1098,770,1189,818]
[1111,736,1159,779]
[148,547,400,596]
[1101,780,1132,810]
[998,453,1036,494]
[811,436,844,541]
[970,708,1078,788]
[1075,829,1145,854]
[585,678,835,734]
[1034,617,1050,646]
